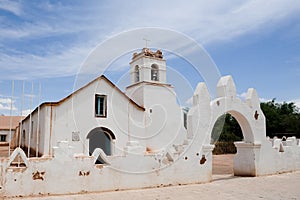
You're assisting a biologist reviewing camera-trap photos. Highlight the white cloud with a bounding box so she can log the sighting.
[238,92,272,102]
[0,44,92,79]
[0,97,17,111]
[0,103,12,110]
[185,97,193,106]
[0,97,33,116]
[0,0,22,16]
[259,97,272,103]
[21,109,31,116]
[0,97,13,104]
[290,99,300,109]
[101,0,300,44]
[237,92,248,100]
[1,0,300,80]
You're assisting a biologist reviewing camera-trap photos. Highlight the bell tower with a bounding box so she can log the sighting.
[129,48,166,84]
[126,48,173,107]
[125,48,186,151]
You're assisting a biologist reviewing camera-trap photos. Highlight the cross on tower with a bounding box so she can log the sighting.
[143,38,151,48]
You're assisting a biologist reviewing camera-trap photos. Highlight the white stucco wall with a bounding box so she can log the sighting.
[2,75,299,197]
[19,77,145,157]
[126,82,187,151]
[0,140,213,197]
[54,78,145,156]
[19,105,50,156]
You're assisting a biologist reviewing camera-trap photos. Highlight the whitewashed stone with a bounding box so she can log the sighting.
[216,75,236,98]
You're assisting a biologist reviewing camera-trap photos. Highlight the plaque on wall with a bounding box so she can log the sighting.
[72,131,80,141]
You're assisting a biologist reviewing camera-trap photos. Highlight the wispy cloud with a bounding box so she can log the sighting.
[259,97,272,103]
[237,92,248,100]
[100,0,300,44]
[0,96,37,116]
[0,45,92,79]
[1,0,300,80]
[0,97,13,104]
[0,0,22,16]
[0,97,17,111]
[21,109,31,116]
[185,97,193,106]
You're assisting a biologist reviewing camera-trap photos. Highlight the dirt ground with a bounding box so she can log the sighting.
[4,154,300,200]
[212,154,235,175]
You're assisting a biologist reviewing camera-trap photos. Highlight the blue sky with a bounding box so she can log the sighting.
[0,0,300,116]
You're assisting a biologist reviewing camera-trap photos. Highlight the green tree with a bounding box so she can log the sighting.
[211,99,300,154]
[211,114,243,143]
[260,99,300,138]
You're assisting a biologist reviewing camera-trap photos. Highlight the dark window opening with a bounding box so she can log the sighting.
[0,135,6,142]
[151,64,159,81]
[95,95,107,118]
[182,107,189,129]
[30,121,34,139]
[135,65,140,82]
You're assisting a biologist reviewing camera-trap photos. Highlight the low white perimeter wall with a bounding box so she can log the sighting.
[234,138,300,176]
[0,145,213,197]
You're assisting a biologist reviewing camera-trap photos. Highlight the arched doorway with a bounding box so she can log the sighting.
[209,101,261,176]
[86,127,116,164]
[189,76,266,177]
[211,113,243,175]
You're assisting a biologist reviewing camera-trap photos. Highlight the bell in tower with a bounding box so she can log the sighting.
[126,48,173,107]
[129,48,166,85]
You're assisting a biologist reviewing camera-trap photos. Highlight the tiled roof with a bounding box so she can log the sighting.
[0,116,23,130]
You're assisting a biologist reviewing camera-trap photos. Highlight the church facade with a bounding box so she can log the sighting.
[18,48,186,160]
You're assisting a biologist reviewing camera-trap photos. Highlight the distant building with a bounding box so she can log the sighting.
[0,116,22,142]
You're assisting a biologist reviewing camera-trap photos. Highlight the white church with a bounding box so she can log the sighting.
[19,48,187,160]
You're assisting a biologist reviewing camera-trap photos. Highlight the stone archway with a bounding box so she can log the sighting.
[210,111,253,176]
[86,127,116,164]
[210,77,265,143]
[210,106,256,144]
[188,75,267,177]
[211,113,243,154]
[208,76,266,176]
